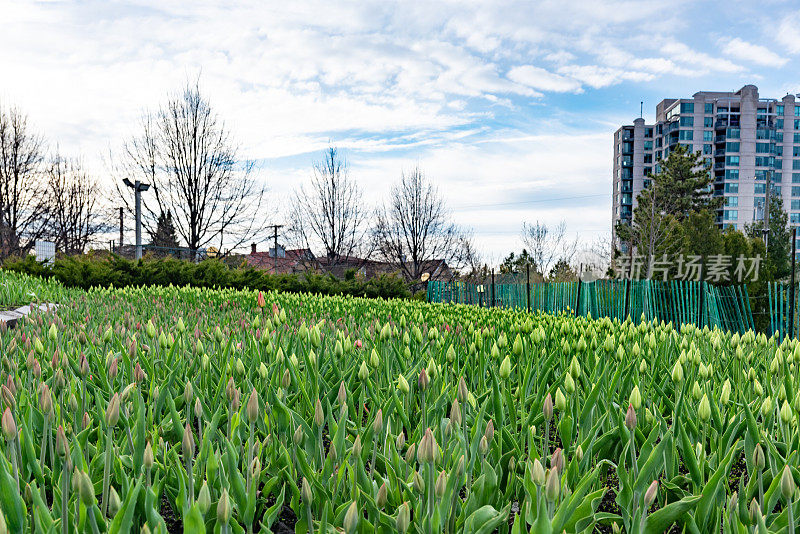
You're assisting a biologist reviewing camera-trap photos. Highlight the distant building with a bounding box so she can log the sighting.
[613,85,799,251]
[246,243,316,274]
[246,243,453,281]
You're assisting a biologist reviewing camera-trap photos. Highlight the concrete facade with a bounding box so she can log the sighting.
[613,85,799,251]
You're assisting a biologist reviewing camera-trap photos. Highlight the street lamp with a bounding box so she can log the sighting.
[123,178,150,260]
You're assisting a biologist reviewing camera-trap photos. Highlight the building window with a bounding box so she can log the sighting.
[757,129,773,140]
[655,150,662,160]
[727,128,740,139]
[793,213,800,224]
[705,103,713,114]
[777,119,784,129]
[724,209,738,221]
[680,102,694,113]
[726,156,740,166]
[793,200,800,211]
[757,143,772,153]
[683,143,693,153]
[794,146,800,158]
[755,156,773,167]
[793,186,800,197]
[645,127,653,138]
[725,169,739,180]
[703,144,712,154]
[703,131,713,141]
[680,116,694,127]
[679,130,693,140]
[775,172,783,182]
[725,183,738,193]
[704,116,713,127]
[756,184,767,194]
[795,119,800,129]
[725,197,738,207]
[644,154,652,163]
[644,140,653,150]
[777,159,784,169]
[756,170,768,181]
[777,105,785,115]
[777,146,784,157]
[644,166,652,176]
[794,173,800,183]
[795,160,800,170]
[795,106,800,116]
[727,142,740,152]
[777,132,784,142]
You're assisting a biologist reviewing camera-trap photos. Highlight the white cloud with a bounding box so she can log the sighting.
[507,65,582,93]
[0,0,789,258]
[777,12,800,55]
[720,37,788,67]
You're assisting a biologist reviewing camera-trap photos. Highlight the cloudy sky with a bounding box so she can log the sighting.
[2,0,800,263]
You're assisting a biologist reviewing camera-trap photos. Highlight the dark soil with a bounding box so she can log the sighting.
[160,494,182,534]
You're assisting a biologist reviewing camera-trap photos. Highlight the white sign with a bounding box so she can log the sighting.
[35,241,55,264]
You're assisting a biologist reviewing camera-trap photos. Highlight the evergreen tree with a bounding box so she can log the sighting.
[548,258,577,282]
[616,145,723,275]
[149,210,180,250]
[499,249,536,275]
[746,193,791,280]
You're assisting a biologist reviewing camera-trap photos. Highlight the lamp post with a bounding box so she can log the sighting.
[123,178,150,260]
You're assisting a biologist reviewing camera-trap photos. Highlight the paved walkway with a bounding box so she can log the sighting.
[0,303,58,328]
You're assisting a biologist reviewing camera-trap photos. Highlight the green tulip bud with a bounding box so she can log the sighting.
[545,468,560,502]
[531,459,545,485]
[197,481,211,515]
[629,386,642,411]
[554,388,566,412]
[671,361,683,383]
[698,395,711,421]
[396,502,411,534]
[397,374,409,395]
[499,356,511,379]
[781,465,795,500]
[344,501,359,534]
[217,489,231,524]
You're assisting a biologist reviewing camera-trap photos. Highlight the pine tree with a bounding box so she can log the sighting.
[149,210,179,250]
[746,193,791,280]
[616,145,723,275]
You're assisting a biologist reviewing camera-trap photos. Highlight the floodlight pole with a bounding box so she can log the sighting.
[123,179,150,260]
[135,181,142,259]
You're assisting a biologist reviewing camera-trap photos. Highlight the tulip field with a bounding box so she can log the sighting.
[2,272,800,533]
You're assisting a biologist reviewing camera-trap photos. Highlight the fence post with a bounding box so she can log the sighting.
[575,263,583,316]
[526,263,531,313]
[790,227,797,338]
[698,257,705,328]
[491,270,496,308]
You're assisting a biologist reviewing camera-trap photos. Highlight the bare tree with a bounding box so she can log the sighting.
[115,81,266,257]
[0,105,48,258]
[374,165,472,282]
[45,154,105,255]
[520,220,579,278]
[287,146,369,268]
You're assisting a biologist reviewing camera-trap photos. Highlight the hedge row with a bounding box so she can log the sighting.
[3,254,412,300]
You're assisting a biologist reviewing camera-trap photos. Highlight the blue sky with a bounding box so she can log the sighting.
[2,0,800,263]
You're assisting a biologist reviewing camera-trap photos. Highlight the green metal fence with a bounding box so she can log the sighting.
[427,279,754,333]
[768,282,799,339]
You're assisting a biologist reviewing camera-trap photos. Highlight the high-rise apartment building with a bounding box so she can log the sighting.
[612,85,798,251]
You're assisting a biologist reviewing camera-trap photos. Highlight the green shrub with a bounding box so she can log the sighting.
[3,253,412,300]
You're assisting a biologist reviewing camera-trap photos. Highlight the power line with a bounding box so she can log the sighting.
[452,193,606,210]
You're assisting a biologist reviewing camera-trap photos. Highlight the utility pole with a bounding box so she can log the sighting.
[265,224,284,274]
[763,170,771,250]
[123,179,150,260]
[118,207,123,253]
